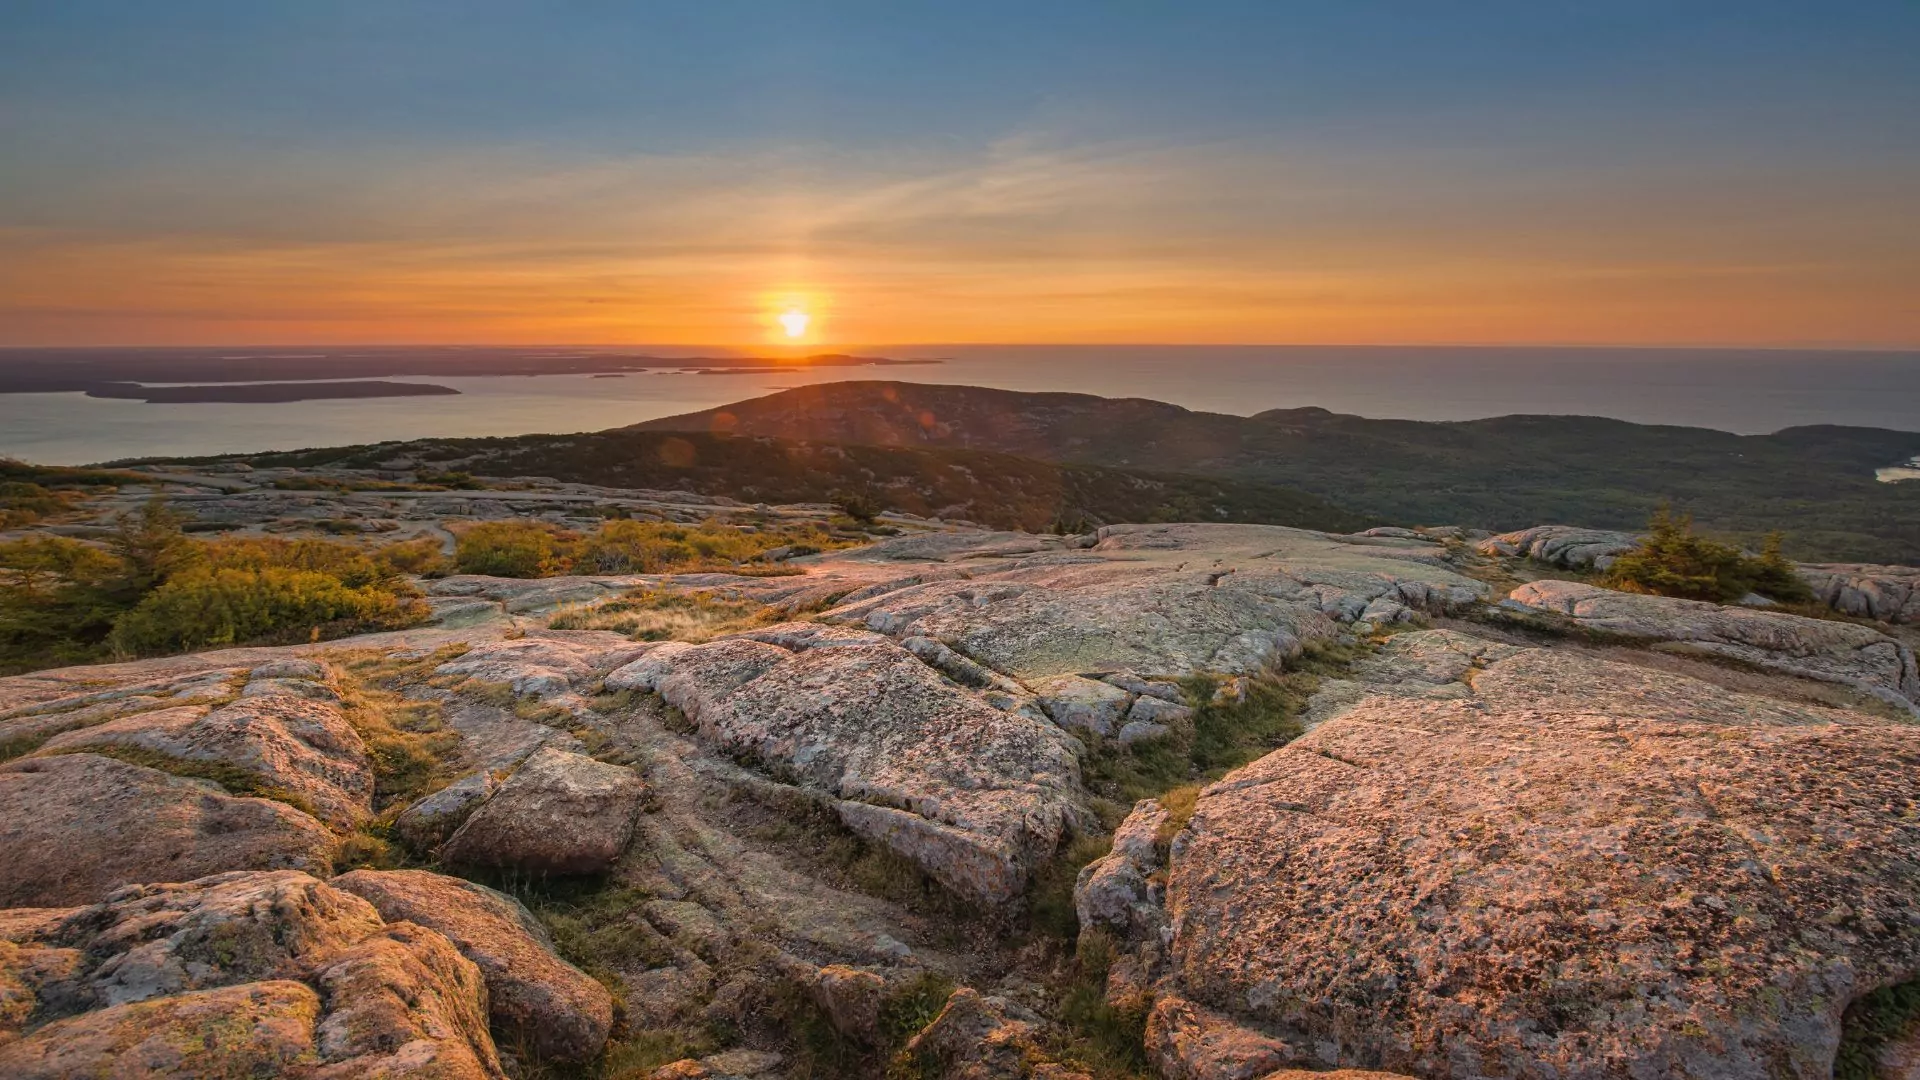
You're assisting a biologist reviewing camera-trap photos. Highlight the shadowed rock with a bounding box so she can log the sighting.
[333,869,614,1064]
[0,754,335,907]
[441,748,644,875]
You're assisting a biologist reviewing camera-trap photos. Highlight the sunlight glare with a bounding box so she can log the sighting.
[778,308,810,339]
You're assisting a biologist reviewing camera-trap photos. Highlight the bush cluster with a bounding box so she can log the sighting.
[451,517,839,578]
[1603,506,1813,604]
[0,501,430,673]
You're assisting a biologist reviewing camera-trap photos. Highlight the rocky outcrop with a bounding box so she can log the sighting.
[433,632,652,703]
[607,626,1083,904]
[900,987,1093,1080]
[1029,674,1131,736]
[1098,631,1920,1079]
[309,921,503,1078]
[800,524,1485,678]
[332,869,614,1064]
[0,870,503,1078]
[35,666,373,828]
[0,981,325,1079]
[1301,628,1528,727]
[1476,525,1638,569]
[1801,562,1920,625]
[1507,579,1920,712]
[0,753,335,907]
[441,747,644,875]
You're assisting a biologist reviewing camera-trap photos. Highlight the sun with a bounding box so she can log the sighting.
[777,308,810,339]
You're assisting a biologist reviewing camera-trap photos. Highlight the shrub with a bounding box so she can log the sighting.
[453,520,574,577]
[373,536,453,577]
[0,535,136,673]
[832,491,881,523]
[109,566,425,655]
[1604,507,1813,604]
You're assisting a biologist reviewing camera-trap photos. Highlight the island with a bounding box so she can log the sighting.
[83,380,462,404]
[0,347,939,393]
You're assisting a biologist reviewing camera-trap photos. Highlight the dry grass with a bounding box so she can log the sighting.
[548,588,776,643]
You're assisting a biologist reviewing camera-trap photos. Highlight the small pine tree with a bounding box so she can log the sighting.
[1605,506,1812,604]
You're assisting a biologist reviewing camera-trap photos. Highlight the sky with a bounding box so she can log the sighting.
[2,1,1918,348]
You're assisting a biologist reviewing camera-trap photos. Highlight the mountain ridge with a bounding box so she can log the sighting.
[635,380,1920,562]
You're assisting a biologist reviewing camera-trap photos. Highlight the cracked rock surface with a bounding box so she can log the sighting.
[1092,630,1920,1080]
[1507,578,1920,712]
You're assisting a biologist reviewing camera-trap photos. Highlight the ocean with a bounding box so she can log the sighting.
[3,345,1917,465]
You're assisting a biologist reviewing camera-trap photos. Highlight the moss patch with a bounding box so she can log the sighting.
[1838,980,1920,1080]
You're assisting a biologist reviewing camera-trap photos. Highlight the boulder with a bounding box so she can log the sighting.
[61,870,385,1007]
[332,869,613,1063]
[1121,638,1920,1078]
[0,754,335,907]
[1507,579,1920,712]
[803,964,887,1044]
[609,629,1082,904]
[1029,674,1131,735]
[1479,525,1639,569]
[392,771,499,852]
[441,748,644,875]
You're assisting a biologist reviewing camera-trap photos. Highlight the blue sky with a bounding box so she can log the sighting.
[3,1,1917,345]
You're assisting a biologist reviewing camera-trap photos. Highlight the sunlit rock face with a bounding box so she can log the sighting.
[1089,631,1920,1080]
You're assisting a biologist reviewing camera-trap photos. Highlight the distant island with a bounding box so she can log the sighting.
[84,380,462,404]
[0,346,938,393]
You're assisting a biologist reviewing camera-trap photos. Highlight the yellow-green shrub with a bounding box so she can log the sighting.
[373,536,453,577]
[109,566,426,655]
[453,520,573,578]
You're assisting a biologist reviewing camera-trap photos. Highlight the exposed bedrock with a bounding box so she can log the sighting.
[1507,578,1920,712]
[0,869,507,1078]
[1085,630,1920,1080]
[1475,525,1640,569]
[1799,562,1920,625]
[608,626,1084,904]
[808,523,1486,678]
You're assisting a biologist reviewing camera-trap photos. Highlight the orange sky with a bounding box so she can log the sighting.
[5,7,1919,349]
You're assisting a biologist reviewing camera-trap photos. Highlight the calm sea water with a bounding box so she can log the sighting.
[3,345,1917,465]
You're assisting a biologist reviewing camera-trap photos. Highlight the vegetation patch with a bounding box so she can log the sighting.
[779,969,956,1080]
[1603,506,1812,604]
[1837,980,1920,1080]
[0,501,430,675]
[1048,929,1150,1079]
[550,588,775,642]
[0,459,135,528]
[453,517,848,579]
